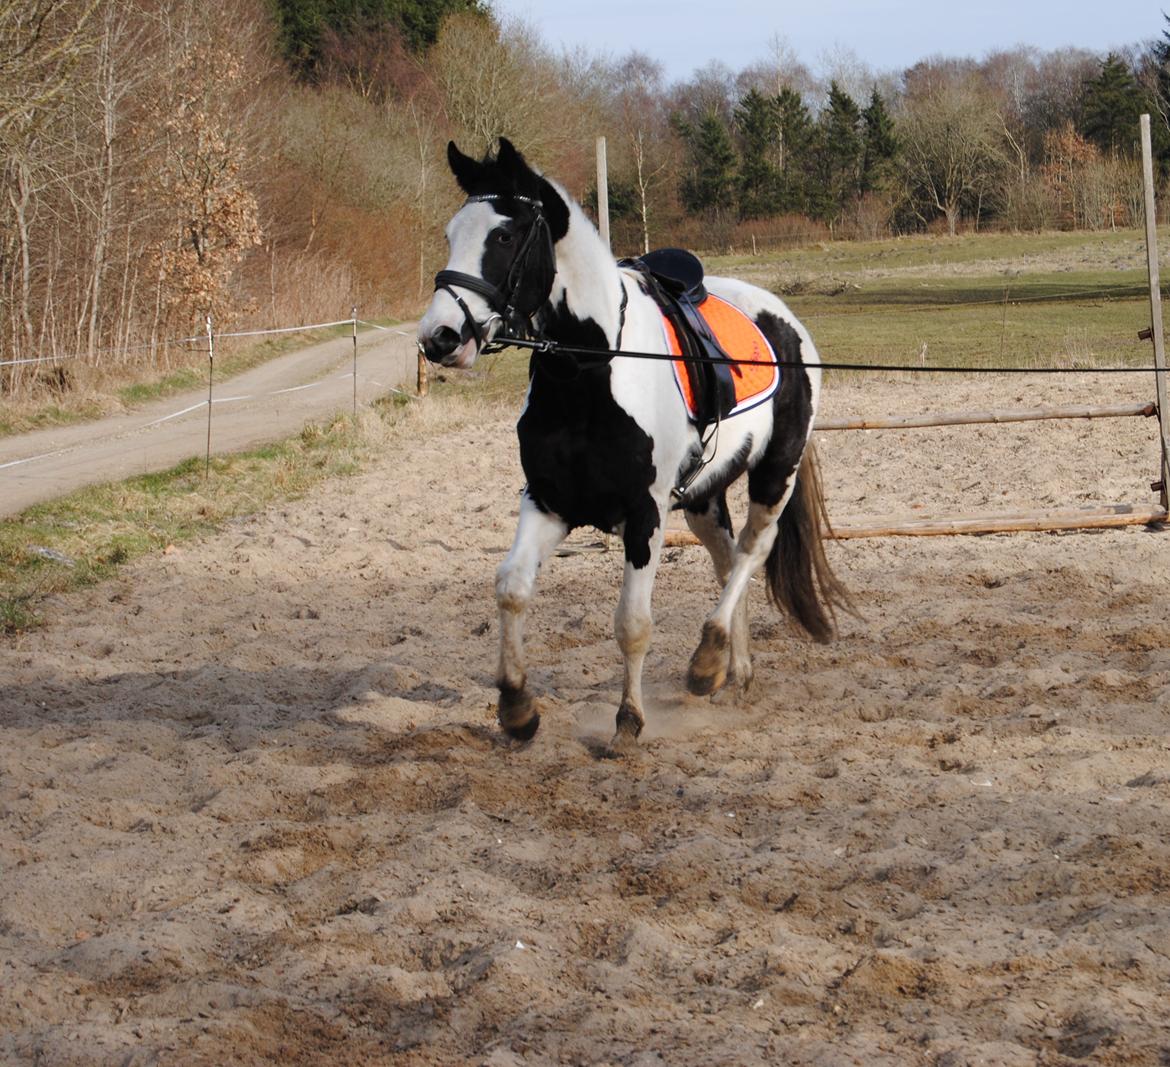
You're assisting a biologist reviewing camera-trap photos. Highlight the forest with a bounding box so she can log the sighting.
[2,0,1169,392]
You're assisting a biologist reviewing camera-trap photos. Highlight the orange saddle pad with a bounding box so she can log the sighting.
[659,294,780,420]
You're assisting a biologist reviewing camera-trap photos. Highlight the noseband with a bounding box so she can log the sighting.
[433,194,553,352]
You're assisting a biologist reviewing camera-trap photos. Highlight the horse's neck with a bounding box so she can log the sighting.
[544,200,624,348]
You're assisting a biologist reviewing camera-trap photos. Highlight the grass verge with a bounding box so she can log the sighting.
[0,396,413,636]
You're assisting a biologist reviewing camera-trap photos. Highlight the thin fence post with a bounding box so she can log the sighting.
[204,313,214,479]
[999,286,1010,361]
[351,305,358,416]
[417,343,429,398]
[596,135,610,251]
[1140,113,1170,510]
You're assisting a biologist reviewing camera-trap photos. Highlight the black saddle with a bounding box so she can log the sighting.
[621,248,736,431]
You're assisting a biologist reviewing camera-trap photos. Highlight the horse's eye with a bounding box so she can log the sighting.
[496,232,514,246]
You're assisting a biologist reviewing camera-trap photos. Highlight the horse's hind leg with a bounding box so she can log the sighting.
[687,476,799,696]
[684,494,752,696]
[495,493,568,740]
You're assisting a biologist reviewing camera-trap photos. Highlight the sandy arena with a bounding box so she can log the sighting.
[2,370,1169,1065]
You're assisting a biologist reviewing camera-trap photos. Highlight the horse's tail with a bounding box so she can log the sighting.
[764,442,852,643]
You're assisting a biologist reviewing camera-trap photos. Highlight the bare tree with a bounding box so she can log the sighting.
[432,13,562,158]
[736,34,817,104]
[898,77,1006,235]
[0,0,94,377]
[670,59,738,127]
[607,52,674,253]
[0,0,93,136]
[73,2,155,357]
[816,43,879,109]
[144,0,271,332]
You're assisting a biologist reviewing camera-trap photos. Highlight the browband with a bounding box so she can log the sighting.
[465,193,543,208]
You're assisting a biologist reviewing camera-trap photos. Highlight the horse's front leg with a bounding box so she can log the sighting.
[610,506,665,754]
[495,493,567,740]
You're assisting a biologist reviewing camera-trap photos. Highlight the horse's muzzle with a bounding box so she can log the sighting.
[420,325,464,366]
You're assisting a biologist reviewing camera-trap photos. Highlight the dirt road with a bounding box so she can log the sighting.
[0,324,420,517]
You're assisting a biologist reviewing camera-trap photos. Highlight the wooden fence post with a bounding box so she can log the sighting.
[417,345,429,398]
[1140,113,1170,511]
[596,136,610,251]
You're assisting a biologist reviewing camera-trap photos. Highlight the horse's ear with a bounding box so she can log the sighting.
[537,176,570,243]
[496,138,570,242]
[496,138,541,197]
[448,141,484,195]
[496,137,523,174]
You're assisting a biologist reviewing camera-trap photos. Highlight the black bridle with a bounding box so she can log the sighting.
[432,193,554,352]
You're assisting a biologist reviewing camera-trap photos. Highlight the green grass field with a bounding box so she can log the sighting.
[454,226,1161,402]
[706,226,1158,372]
[793,279,1149,373]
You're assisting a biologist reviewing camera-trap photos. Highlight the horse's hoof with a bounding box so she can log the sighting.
[606,704,644,757]
[498,685,540,741]
[711,679,754,707]
[686,663,726,696]
[687,622,729,696]
[504,711,541,742]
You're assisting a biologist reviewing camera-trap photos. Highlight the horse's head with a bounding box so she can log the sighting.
[418,138,569,368]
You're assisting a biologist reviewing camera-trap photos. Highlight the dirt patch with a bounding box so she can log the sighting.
[2,373,1170,1064]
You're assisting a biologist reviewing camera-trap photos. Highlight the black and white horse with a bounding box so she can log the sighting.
[418,138,847,752]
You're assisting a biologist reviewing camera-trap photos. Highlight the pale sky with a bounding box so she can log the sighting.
[490,1,1162,83]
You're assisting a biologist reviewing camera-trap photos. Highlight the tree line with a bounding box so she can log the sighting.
[2,0,1169,394]
[625,34,1170,247]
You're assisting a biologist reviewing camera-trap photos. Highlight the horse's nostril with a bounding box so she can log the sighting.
[423,325,461,363]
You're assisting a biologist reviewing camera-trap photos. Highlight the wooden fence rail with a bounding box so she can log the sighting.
[815,401,1156,433]
[661,396,1166,543]
[664,503,1167,545]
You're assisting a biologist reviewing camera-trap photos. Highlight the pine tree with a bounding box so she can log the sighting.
[1151,14,1170,118]
[272,0,486,78]
[811,81,863,227]
[860,88,898,193]
[774,87,814,214]
[735,88,782,219]
[677,110,738,215]
[1080,53,1142,156]
[1145,14,1170,169]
